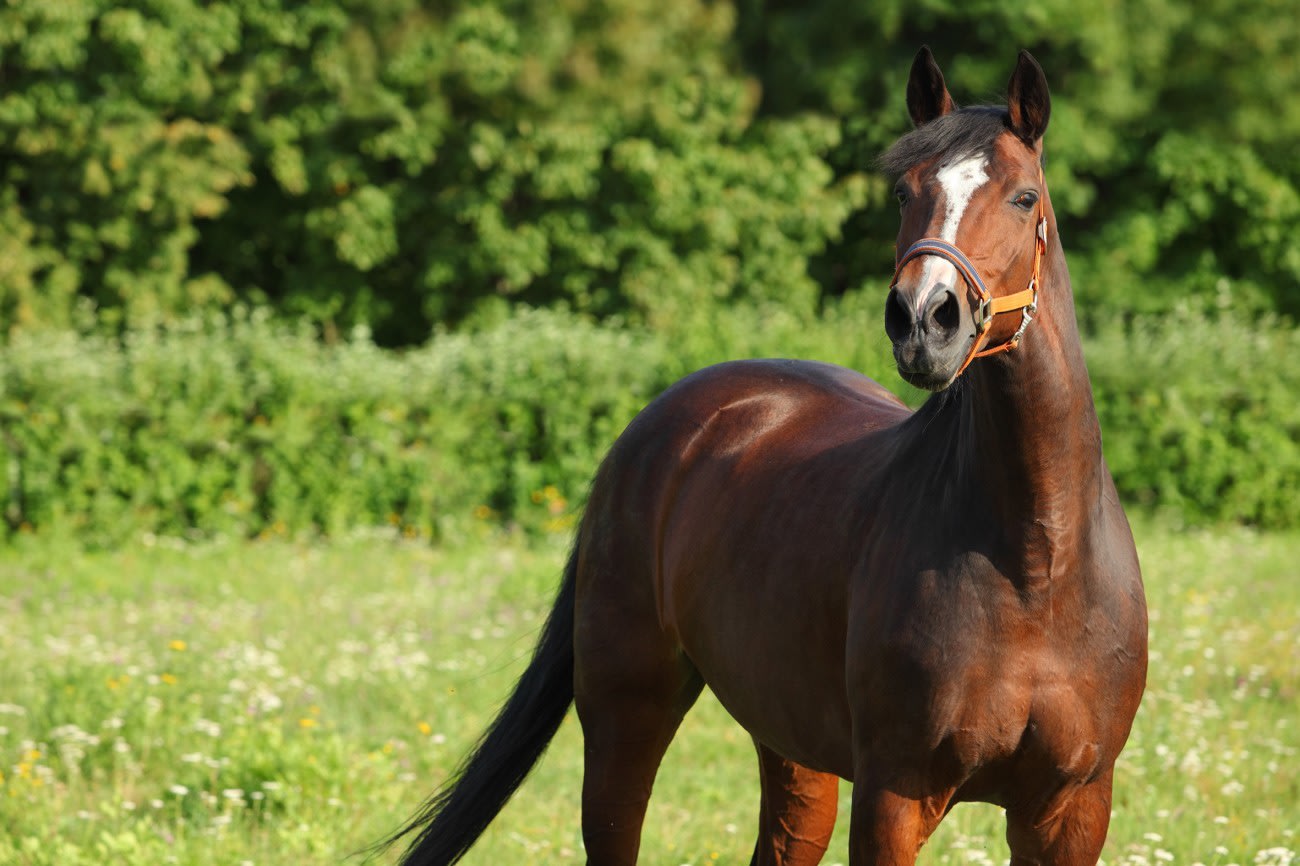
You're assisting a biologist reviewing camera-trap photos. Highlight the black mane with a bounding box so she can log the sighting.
[876,106,1009,178]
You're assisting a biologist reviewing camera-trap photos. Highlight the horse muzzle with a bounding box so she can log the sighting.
[884,282,974,391]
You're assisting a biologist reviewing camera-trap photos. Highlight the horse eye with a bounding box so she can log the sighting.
[895,187,909,207]
[1013,191,1039,211]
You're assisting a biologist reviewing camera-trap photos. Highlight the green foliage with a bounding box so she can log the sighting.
[3,303,1298,545]
[419,307,666,528]
[0,0,862,345]
[733,0,1300,319]
[0,308,663,546]
[2,1,1295,342]
[0,0,254,331]
[1087,298,1300,528]
[656,280,927,403]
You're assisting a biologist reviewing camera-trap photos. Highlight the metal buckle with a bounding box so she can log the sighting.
[1007,299,1037,349]
[976,297,992,333]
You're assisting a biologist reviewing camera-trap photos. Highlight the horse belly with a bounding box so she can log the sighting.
[677,598,856,779]
[657,481,859,778]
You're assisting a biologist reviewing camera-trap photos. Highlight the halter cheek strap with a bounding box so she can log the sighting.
[890,178,1048,377]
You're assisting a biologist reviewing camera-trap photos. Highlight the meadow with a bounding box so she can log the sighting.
[1,519,1295,866]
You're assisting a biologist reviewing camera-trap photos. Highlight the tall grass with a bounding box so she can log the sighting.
[1,520,1295,865]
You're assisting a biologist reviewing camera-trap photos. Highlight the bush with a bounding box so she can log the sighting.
[0,308,664,546]
[1087,300,1300,528]
[2,303,1297,546]
[415,308,666,531]
[657,280,924,401]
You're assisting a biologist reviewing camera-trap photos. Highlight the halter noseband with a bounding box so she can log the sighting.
[890,171,1048,377]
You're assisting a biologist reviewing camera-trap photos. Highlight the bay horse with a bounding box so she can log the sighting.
[384,48,1148,866]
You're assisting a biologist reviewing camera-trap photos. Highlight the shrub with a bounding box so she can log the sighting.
[1087,301,1300,528]
[2,302,1297,546]
[414,308,667,531]
[0,308,664,545]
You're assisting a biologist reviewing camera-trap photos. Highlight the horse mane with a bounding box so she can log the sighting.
[876,106,1009,178]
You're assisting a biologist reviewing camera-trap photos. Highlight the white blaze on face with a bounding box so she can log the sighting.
[913,153,990,316]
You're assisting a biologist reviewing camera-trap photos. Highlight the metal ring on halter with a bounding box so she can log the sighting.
[1005,295,1038,350]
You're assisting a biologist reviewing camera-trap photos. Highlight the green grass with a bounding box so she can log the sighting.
[1,520,1295,865]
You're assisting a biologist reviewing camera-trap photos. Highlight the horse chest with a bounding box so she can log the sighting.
[852,582,1110,787]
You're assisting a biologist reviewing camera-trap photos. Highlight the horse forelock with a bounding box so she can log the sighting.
[876,106,1009,179]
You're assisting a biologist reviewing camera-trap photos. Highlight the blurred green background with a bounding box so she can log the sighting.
[1,0,1298,543]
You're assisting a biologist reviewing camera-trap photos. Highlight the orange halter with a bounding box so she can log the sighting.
[890,169,1047,377]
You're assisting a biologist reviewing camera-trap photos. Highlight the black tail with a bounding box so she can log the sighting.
[376,548,578,866]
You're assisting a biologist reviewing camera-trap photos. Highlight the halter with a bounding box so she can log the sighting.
[890,169,1048,377]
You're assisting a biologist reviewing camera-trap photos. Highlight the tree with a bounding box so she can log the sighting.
[0,0,864,344]
[734,0,1300,319]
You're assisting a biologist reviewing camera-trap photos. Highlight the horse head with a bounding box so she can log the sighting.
[882,47,1052,391]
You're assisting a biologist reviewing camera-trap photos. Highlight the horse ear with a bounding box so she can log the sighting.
[1006,50,1051,145]
[907,46,955,127]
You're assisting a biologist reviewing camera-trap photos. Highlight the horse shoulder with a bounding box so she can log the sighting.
[985,501,1146,798]
[847,560,1036,765]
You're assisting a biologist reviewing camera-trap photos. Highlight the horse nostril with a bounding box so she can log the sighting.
[928,290,960,334]
[884,288,915,342]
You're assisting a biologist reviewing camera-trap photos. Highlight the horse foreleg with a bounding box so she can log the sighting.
[847,778,953,866]
[750,742,839,866]
[1005,769,1113,866]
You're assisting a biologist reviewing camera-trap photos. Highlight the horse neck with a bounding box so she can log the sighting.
[961,239,1105,577]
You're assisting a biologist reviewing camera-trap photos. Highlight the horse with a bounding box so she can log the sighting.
[381,47,1148,866]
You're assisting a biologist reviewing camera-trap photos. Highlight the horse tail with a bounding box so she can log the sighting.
[380,547,578,866]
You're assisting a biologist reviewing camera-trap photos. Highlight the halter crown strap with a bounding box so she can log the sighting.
[890,173,1047,376]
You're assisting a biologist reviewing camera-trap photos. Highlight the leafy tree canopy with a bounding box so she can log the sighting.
[0,0,1293,342]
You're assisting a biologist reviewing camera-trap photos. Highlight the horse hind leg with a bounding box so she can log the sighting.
[575,612,703,865]
[751,741,839,866]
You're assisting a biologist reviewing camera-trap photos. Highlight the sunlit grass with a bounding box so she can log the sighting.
[1,519,1295,865]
